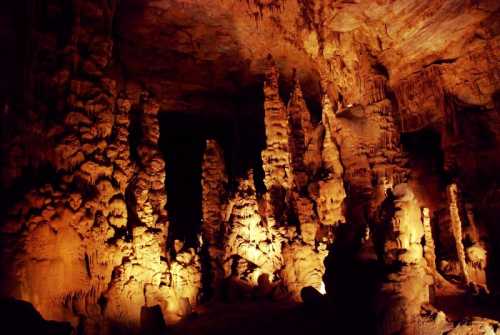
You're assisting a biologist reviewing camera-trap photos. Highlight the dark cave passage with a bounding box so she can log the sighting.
[159,112,205,247]
[157,85,267,247]
[401,127,448,212]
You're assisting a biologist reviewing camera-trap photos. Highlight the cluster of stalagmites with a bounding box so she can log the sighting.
[319,56,492,334]
[0,23,496,334]
[200,57,345,302]
[0,1,202,333]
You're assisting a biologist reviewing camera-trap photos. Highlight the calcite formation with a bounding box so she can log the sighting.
[261,56,293,228]
[316,96,346,226]
[1,0,500,334]
[422,207,438,278]
[201,139,228,291]
[223,170,283,284]
[288,75,313,189]
[376,184,441,335]
[447,183,470,285]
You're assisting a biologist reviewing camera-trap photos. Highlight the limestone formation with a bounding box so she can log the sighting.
[223,170,283,284]
[287,76,313,189]
[422,207,438,278]
[1,1,499,334]
[447,183,470,285]
[261,56,293,227]
[315,96,346,226]
[464,204,489,292]
[376,184,437,335]
[281,242,328,302]
[201,139,228,291]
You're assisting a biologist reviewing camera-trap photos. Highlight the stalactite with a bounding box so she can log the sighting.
[361,74,386,106]
[394,66,445,133]
[446,183,470,285]
[464,203,480,243]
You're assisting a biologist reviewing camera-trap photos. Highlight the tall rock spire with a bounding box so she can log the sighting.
[201,139,228,293]
[261,55,292,227]
[287,73,313,189]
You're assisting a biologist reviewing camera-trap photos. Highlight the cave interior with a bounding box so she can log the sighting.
[1,0,500,334]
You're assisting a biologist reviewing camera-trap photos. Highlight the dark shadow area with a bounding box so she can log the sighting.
[401,127,449,212]
[0,298,72,335]
[158,84,266,248]
[170,300,333,335]
[323,224,383,334]
[159,112,208,247]
[140,305,167,335]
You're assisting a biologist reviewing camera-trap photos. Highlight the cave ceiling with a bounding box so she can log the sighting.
[116,0,500,113]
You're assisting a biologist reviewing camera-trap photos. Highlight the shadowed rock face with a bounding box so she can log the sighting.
[0,1,500,335]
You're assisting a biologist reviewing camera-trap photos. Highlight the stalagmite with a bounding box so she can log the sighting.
[261,55,292,227]
[422,207,438,277]
[201,139,228,291]
[223,170,283,284]
[464,204,489,293]
[376,184,445,335]
[315,96,346,226]
[133,95,168,235]
[447,183,470,285]
[287,76,313,189]
[261,56,292,191]
[281,241,328,302]
[2,1,500,333]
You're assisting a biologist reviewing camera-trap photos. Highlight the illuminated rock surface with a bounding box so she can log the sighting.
[0,0,499,334]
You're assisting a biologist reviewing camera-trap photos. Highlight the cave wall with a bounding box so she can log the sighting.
[0,1,499,334]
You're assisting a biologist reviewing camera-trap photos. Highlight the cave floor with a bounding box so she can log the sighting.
[169,301,334,335]
[168,290,500,335]
[435,289,500,322]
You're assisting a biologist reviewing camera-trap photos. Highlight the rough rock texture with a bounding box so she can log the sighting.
[1,0,500,334]
[376,184,440,335]
[447,183,470,286]
[315,96,346,226]
[422,207,438,278]
[201,139,228,291]
[288,75,313,189]
[261,56,293,228]
[281,240,328,302]
[223,171,283,284]
[0,2,200,333]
